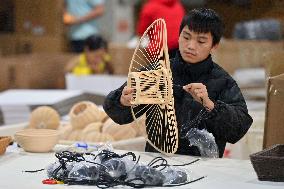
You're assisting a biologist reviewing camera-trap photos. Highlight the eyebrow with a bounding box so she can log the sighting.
[197,36,208,40]
[183,31,191,35]
[183,31,209,40]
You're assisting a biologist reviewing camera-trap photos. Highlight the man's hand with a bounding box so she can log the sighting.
[120,86,134,106]
[63,13,77,25]
[183,83,214,111]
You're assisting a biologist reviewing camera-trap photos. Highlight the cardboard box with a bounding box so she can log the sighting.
[0,1,66,56]
[16,35,68,53]
[0,60,12,91]
[1,53,76,89]
[212,39,284,74]
[0,34,19,56]
[14,0,64,36]
[263,73,284,148]
[0,34,68,56]
[108,43,134,75]
[264,51,284,78]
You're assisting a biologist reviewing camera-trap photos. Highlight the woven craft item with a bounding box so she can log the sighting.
[250,144,284,182]
[127,19,178,155]
[0,136,12,155]
[69,101,103,130]
[29,106,60,130]
[102,119,137,141]
[14,129,59,153]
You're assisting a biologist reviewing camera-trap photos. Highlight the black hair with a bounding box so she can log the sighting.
[84,34,107,51]
[179,8,224,46]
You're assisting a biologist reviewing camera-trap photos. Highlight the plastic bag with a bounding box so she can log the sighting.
[101,158,127,178]
[186,128,219,158]
[161,166,188,184]
[134,165,165,186]
[68,162,99,181]
[46,161,75,179]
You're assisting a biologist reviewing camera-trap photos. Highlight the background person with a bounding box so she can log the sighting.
[65,34,113,75]
[64,0,105,52]
[136,0,185,58]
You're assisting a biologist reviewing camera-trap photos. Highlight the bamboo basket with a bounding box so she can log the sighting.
[0,136,12,155]
[250,144,284,182]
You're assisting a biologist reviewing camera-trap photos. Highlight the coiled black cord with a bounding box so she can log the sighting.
[180,108,211,138]
[24,150,205,188]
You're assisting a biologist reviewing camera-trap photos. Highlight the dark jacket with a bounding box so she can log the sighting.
[103,52,253,157]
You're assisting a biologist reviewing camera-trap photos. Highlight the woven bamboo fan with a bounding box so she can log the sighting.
[127,19,178,155]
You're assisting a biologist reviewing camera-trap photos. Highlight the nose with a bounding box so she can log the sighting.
[186,39,196,50]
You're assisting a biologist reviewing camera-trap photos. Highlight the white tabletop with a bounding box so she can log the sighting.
[65,74,126,96]
[0,89,83,106]
[0,145,283,189]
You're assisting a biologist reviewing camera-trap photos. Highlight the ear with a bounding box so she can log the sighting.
[210,43,219,53]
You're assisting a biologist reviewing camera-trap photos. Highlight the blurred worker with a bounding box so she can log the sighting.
[64,0,105,52]
[136,0,185,58]
[65,34,113,75]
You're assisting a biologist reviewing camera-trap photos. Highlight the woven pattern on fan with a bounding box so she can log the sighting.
[127,19,178,154]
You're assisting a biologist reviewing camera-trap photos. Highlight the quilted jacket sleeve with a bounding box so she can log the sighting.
[103,83,134,124]
[205,79,253,144]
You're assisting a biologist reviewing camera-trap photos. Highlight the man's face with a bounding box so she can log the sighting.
[178,26,218,64]
[85,48,105,69]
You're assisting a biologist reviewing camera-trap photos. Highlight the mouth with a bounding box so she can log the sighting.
[184,51,196,57]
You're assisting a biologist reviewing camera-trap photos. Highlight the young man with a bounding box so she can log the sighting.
[103,8,253,157]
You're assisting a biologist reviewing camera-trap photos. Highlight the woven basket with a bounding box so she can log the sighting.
[0,136,12,155]
[250,144,284,182]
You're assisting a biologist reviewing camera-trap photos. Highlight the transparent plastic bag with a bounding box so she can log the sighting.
[46,161,75,179]
[101,158,127,178]
[134,165,165,186]
[186,128,219,158]
[45,149,203,187]
[161,166,188,184]
[68,162,100,181]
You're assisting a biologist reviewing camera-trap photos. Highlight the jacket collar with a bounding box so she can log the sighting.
[173,51,213,81]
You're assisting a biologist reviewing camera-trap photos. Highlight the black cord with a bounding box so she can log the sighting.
[172,158,201,166]
[180,108,211,138]
[23,168,45,173]
[24,150,204,188]
[147,156,201,169]
[163,175,206,187]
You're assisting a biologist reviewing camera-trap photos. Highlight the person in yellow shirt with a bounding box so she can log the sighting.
[66,35,114,75]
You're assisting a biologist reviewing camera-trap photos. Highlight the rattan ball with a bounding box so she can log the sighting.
[29,106,60,130]
[82,122,103,136]
[67,130,83,141]
[58,123,73,140]
[69,101,102,130]
[102,118,137,141]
